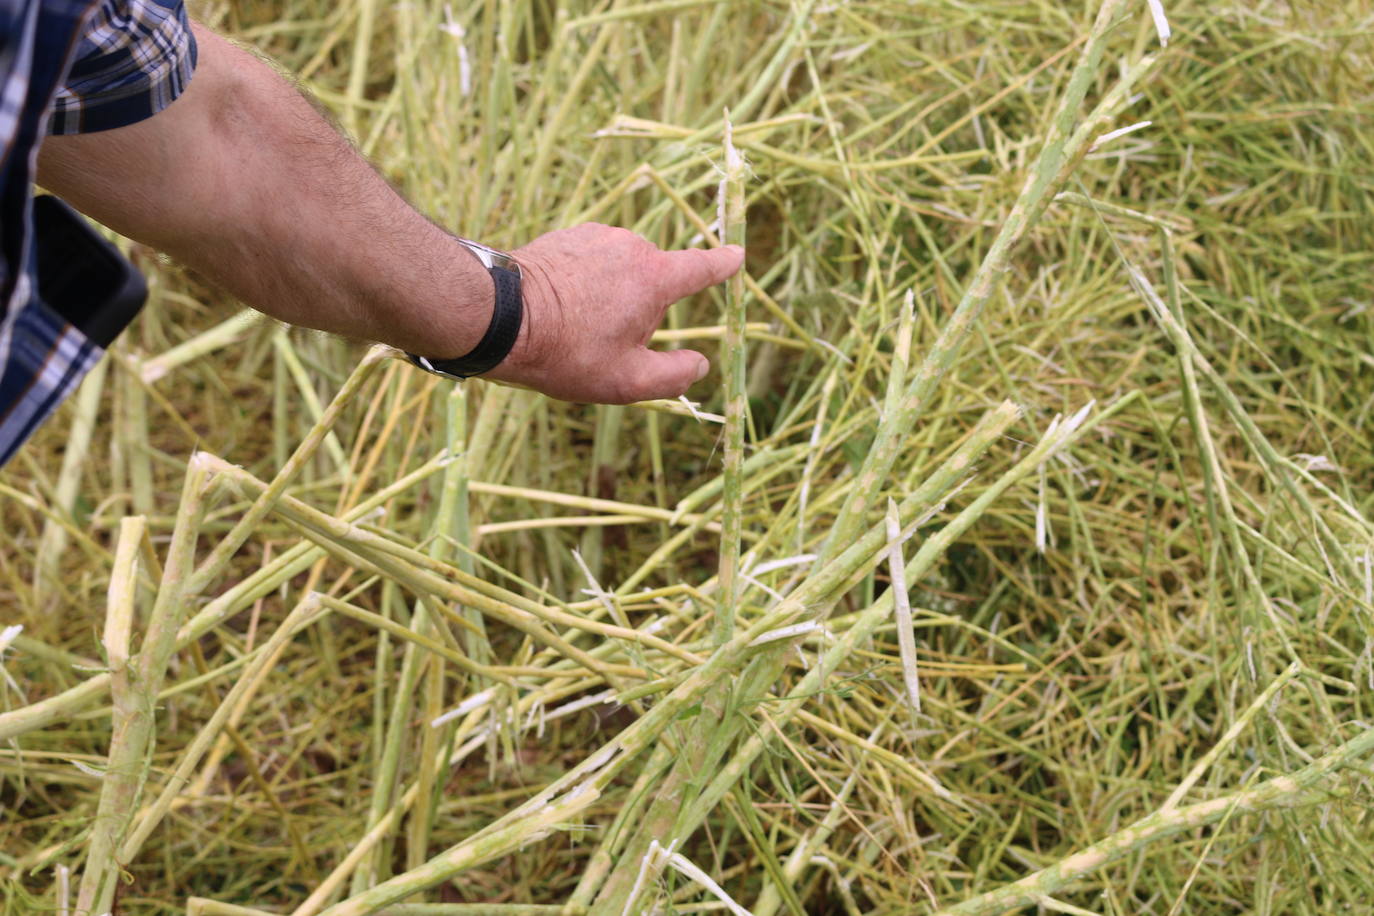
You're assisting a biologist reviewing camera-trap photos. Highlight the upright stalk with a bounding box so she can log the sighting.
[75,515,144,915]
[716,113,749,647]
[78,457,209,915]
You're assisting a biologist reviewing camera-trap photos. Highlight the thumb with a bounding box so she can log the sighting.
[617,348,710,403]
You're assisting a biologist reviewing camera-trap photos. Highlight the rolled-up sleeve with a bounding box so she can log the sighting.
[47,0,197,135]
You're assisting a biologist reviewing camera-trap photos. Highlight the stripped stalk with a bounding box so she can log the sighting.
[339,395,514,899]
[885,499,921,713]
[139,310,259,384]
[1163,661,1302,810]
[78,458,208,915]
[409,385,480,870]
[75,515,144,914]
[716,111,749,648]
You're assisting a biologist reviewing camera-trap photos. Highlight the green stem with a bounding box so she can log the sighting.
[118,596,328,864]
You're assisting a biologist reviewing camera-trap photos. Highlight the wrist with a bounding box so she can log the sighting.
[406,238,524,379]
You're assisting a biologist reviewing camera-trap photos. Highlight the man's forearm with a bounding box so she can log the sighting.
[38,24,492,360]
[39,22,744,405]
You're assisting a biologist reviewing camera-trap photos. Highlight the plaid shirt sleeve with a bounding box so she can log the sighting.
[0,286,104,468]
[46,0,197,135]
[0,1,196,467]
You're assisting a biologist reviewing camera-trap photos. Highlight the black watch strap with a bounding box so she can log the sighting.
[406,259,522,379]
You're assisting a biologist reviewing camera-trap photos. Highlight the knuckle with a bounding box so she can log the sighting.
[571,222,611,242]
[603,225,651,249]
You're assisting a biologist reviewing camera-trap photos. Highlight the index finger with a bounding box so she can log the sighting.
[655,245,745,304]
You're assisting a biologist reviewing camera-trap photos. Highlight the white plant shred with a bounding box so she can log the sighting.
[440,6,472,96]
[430,686,496,727]
[1146,0,1171,46]
[748,621,822,647]
[1092,119,1152,150]
[1035,470,1049,554]
[622,839,670,916]
[664,848,757,916]
[0,624,24,694]
[886,499,922,713]
[1294,453,1339,472]
[747,554,817,577]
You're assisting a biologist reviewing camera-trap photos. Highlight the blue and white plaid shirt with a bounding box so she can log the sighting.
[0,0,194,467]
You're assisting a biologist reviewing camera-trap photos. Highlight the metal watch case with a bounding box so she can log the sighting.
[456,238,521,277]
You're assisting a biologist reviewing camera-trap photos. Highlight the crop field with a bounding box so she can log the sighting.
[3,0,1373,914]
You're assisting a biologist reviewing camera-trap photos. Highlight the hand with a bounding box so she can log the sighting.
[483,223,745,404]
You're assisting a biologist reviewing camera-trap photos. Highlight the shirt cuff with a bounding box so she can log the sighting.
[47,0,198,135]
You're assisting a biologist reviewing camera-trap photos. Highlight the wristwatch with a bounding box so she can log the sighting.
[405,238,523,379]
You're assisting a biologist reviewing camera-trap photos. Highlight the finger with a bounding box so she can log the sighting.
[616,348,711,404]
[654,245,745,304]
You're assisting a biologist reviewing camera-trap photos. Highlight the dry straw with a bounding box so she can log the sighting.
[3,1,1372,914]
